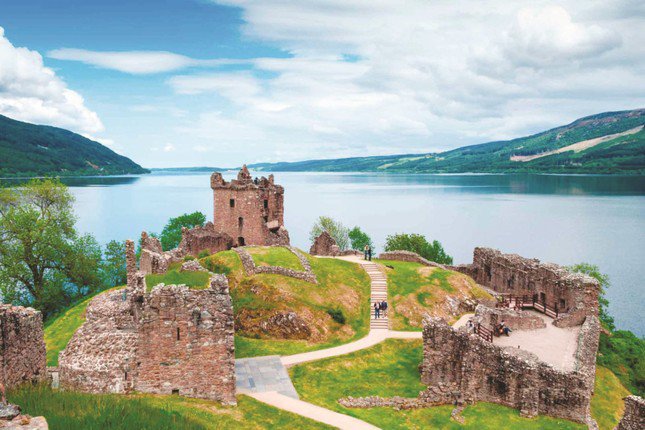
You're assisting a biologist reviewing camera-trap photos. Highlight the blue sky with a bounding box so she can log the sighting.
[1,0,644,167]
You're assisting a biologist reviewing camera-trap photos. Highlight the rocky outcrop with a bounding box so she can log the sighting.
[615,396,644,430]
[0,306,47,390]
[309,231,340,256]
[0,403,48,430]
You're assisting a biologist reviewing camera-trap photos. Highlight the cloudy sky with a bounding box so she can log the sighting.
[1,0,644,167]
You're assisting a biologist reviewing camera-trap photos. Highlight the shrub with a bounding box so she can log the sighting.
[183,255,195,261]
[197,250,210,259]
[327,308,346,325]
[309,216,350,250]
[384,233,453,265]
[159,211,206,251]
[348,226,373,251]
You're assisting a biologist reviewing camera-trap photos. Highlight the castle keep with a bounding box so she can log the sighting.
[211,165,289,247]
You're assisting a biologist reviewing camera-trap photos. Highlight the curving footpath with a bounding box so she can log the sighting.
[237,255,421,430]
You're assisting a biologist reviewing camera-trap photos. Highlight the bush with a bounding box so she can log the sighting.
[197,250,210,259]
[309,216,350,250]
[384,233,453,265]
[159,211,206,251]
[348,226,373,251]
[327,308,346,325]
[183,255,195,261]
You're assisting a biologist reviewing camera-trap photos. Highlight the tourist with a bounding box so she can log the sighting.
[364,244,369,260]
[467,319,474,331]
[367,245,372,261]
[381,300,388,317]
[500,320,511,336]
[374,301,380,319]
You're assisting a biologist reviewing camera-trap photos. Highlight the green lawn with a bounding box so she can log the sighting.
[376,260,492,331]
[145,262,211,291]
[592,366,631,430]
[8,385,332,430]
[246,246,303,270]
[290,338,586,430]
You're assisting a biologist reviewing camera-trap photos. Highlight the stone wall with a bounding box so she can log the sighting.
[0,306,47,390]
[616,396,644,430]
[211,166,289,247]
[378,250,446,268]
[473,304,546,331]
[59,240,236,404]
[234,246,317,284]
[418,316,600,424]
[309,231,339,256]
[178,222,233,256]
[454,247,600,327]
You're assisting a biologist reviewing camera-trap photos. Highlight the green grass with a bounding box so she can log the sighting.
[44,287,120,366]
[592,366,631,430]
[377,260,492,331]
[597,329,644,396]
[145,264,211,291]
[290,339,585,430]
[8,385,332,430]
[246,246,303,270]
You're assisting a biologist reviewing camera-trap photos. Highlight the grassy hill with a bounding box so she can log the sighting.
[44,247,371,364]
[0,114,148,177]
[250,109,645,174]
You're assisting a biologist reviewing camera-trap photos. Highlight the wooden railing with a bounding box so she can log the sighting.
[496,294,561,319]
[474,323,493,342]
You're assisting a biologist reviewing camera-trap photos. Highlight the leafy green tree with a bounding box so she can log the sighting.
[567,262,614,330]
[101,240,127,288]
[0,179,103,318]
[384,233,453,265]
[348,226,373,251]
[309,216,350,251]
[159,211,206,250]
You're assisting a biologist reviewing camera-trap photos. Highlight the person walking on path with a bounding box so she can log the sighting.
[380,300,388,317]
[367,245,372,261]
[364,244,369,260]
[374,301,380,319]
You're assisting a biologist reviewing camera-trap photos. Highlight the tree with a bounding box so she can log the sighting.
[384,233,453,265]
[348,226,373,251]
[0,179,104,318]
[567,262,614,331]
[159,211,206,250]
[309,216,350,250]
[101,240,127,288]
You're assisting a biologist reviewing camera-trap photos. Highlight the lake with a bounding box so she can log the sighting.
[24,171,645,335]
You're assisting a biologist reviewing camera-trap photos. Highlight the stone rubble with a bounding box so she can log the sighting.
[615,396,644,430]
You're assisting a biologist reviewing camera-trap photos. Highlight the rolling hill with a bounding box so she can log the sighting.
[249,109,645,174]
[0,114,148,177]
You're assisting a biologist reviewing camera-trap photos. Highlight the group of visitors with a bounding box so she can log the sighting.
[363,244,372,261]
[373,300,388,318]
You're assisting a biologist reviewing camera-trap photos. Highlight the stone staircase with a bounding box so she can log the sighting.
[363,262,389,330]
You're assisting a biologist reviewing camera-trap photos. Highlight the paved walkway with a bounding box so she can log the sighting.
[236,355,299,399]
[249,391,380,430]
[239,256,419,429]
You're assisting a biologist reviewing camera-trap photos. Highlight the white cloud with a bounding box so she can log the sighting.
[48,48,246,74]
[168,72,261,97]
[0,27,103,133]
[163,143,175,152]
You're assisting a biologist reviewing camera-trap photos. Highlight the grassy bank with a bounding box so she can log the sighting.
[8,385,331,430]
[290,338,628,430]
[377,260,492,331]
[246,246,303,270]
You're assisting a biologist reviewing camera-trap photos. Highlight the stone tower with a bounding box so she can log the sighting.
[210,165,289,247]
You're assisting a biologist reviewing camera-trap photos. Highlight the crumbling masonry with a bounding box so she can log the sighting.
[211,165,289,247]
[0,305,46,391]
[58,240,236,404]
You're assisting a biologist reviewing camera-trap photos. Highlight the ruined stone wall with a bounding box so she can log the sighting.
[419,316,599,424]
[616,396,644,430]
[135,277,236,404]
[59,241,236,404]
[211,166,289,247]
[455,247,600,327]
[0,306,46,390]
[179,222,233,256]
[234,246,317,284]
[309,231,339,256]
[473,304,546,331]
[378,250,446,268]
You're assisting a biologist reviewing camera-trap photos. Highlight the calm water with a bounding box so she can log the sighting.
[13,172,645,335]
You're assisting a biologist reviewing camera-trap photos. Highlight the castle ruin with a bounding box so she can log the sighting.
[211,165,289,247]
[58,240,236,404]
